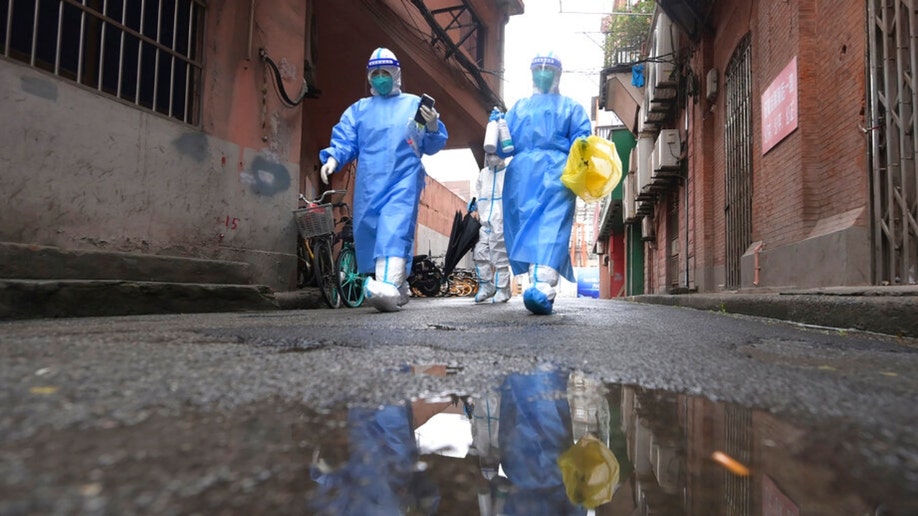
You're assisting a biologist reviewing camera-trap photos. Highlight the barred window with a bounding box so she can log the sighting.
[1,0,205,125]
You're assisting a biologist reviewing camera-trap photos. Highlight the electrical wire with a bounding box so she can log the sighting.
[259,48,314,107]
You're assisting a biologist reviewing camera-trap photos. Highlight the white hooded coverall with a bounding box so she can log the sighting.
[472,158,511,303]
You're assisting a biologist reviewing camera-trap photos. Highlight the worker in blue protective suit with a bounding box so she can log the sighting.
[309,403,440,514]
[496,367,586,515]
[319,48,448,312]
[496,51,591,315]
[469,153,511,304]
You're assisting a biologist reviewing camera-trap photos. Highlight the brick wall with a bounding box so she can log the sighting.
[416,175,469,252]
[753,0,867,247]
[668,0,869,292]
[804,1,868,221]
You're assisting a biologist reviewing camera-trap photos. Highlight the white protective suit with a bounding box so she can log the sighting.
[319,48,448,312]
[471,156,511,303]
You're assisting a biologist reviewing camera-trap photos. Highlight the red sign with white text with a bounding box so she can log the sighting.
[761,57,798,153]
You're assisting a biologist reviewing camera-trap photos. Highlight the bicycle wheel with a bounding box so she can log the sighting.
[313,237,340,308]
[413,277,442,297]
[336,244,365,308]
[296,235,315,288]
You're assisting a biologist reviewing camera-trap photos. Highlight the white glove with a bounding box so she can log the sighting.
[320,157,337,185]
[419,105,439,132]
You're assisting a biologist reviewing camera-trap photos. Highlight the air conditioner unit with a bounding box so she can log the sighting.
[643,81,670,120]
[652,13,676,89]
[646,12,677,106]
[652,129,680,173]
[636,136,654,193]
[641,216,655,241]
[640,106,661,130]
[641,77,661,128]
[623,172,635,221]
[629,145,639,175]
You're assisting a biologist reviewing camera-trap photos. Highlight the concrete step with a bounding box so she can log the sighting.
[0,279,280,319]
[0,242,328,319]
[0,242,253,285]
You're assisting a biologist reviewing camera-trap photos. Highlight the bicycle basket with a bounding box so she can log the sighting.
[293,204,334,238]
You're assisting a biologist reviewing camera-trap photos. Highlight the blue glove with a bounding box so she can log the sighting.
[488,107,502,122]
[467,197,478,213]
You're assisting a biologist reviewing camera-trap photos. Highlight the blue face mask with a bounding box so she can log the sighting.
[532,69,555,93]
[371,75,394,96]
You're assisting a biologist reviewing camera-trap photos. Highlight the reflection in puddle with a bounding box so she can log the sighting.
[305,365,912,515]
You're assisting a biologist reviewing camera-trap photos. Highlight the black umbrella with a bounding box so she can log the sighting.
[442,208,481,278]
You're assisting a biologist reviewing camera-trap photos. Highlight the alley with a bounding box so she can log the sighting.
[1,297,916,514]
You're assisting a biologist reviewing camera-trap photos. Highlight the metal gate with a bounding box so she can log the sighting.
[724,35,753,290]
[867,0,918,285]
[723,405,752,515]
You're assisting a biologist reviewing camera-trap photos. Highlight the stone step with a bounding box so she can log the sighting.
[0,242,253,285]
[0,242,333,319]
[0,279,282,319]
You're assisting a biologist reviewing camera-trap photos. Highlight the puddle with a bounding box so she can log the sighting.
[4,363,914,514]
[302,366,914,515]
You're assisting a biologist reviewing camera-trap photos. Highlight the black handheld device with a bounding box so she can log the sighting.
[415,94,435,125]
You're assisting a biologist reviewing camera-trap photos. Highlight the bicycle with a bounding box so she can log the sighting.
[446,268,478,297]
[294,191,343,308]
[330,196,366,308]
[407,254,479,298]
[408,254,444,298]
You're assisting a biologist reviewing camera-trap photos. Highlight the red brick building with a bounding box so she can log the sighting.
[601,0,917,293]
[0,0,522,290]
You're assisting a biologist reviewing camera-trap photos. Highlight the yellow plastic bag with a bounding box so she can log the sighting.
[557,433,620,509]
[561,135,623,203]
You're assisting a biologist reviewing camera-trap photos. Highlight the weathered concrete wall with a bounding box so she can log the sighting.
[0,0,513,292]
[0,1,306,291]
[0,61,299,290]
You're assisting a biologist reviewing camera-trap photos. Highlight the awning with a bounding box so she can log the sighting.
[596,198,624,241]
[602,72,643,136]
[656,0,714,42]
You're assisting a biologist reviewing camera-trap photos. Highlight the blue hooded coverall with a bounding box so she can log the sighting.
[320,95,448,274]
[499,93,591,283]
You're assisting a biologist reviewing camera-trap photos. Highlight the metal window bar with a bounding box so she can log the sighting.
[183,2,192,121]
[53,0,63,74]
[168,0,176,117]
[76,0,85,84]
[97,0,106,91]
[28,0,37,67]
[116,0,124,97]
[2,0,203,125]
[4,0,12,56]
[151,0,161,113]
[135,0,144,105]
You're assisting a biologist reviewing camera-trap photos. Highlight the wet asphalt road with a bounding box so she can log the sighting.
[1,296,917,514]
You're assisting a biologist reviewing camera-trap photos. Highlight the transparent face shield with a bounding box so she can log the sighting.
[366,66,402,96]
[531,64,561,94]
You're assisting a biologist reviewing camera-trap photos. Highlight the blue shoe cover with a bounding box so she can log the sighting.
[523,287,553,315]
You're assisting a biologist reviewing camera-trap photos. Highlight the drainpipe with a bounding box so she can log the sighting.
[684,164,689,288]
[683,110,690,289]
[246,0,256,60]
[753,242,764,287]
